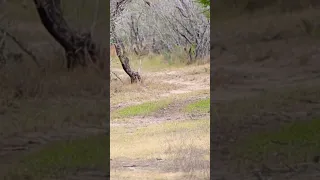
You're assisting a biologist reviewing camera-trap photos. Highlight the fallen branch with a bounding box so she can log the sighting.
[0,27,41,67]
[111,71,124,84]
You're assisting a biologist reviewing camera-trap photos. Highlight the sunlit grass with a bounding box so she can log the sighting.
[184,98,210,114]
[111,119,210,179]
[112,99,172,119]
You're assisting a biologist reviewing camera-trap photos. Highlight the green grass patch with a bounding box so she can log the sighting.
[5,135,109,179]
[232,119,320,167]
[112,99,171,119]
[184,98,210,114]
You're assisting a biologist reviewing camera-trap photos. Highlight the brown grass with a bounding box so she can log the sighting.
[0,54,109,136]
[110,54,210,179]
[210,3,320,179]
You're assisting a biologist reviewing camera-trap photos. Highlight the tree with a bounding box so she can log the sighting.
[111,0,141,83]
[33,0,100,70]
[115,0,210,64]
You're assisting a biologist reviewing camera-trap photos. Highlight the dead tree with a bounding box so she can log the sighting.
[33,0,99,70]
[111,0,141,83]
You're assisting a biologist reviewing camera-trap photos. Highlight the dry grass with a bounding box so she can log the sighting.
[111,52,209,72]
[0,0,109,137]
[211,7,320,71]
[111,120,208,158]
[0,57,109,137]
[110,119,210,179]
[0,52,110,178]
[111,171,209,180]
[110,79,179,107]
[110,57,210,179]
[0,3,110,178]
[110,59,210,107]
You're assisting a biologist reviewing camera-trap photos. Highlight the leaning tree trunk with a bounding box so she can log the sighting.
[33,0,99,70]
[113,35,141,83]
[110,0,141,84]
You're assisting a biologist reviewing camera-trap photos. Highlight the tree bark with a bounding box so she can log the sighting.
[33,0,99,70]
[113,36,141,83]
[111,0,141,84]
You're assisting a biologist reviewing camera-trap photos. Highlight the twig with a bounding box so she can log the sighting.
[111,71,124,84]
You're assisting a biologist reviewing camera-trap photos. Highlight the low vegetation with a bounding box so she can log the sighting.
[112,99,172,119]
[184,98,210,114]
[233,119,320,168]
[5,135,109,179]
[111,119,210,179]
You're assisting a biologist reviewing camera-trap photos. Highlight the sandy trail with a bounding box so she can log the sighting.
[110,65,210,179]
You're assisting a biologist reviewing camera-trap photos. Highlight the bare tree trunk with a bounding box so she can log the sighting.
[33,0,99,70]
[113,34,141,83]
[111,0,141,83]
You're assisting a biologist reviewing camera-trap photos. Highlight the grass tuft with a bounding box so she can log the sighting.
[112,99,171,119]
[184,98,210,114]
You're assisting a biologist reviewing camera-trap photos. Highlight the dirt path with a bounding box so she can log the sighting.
[110,65,210,111]
[110,65,210,179]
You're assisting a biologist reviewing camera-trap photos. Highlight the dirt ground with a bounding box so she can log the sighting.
[2,2,320,180]
[0,1,110,179]
[211,9,320,179]
[0,56,210,180]
[110,60,210,179]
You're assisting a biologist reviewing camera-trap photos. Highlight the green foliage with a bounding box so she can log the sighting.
[197,0,210,7]
[184,98,210,113]
[112,100,171,118]
[196,0,210,19]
